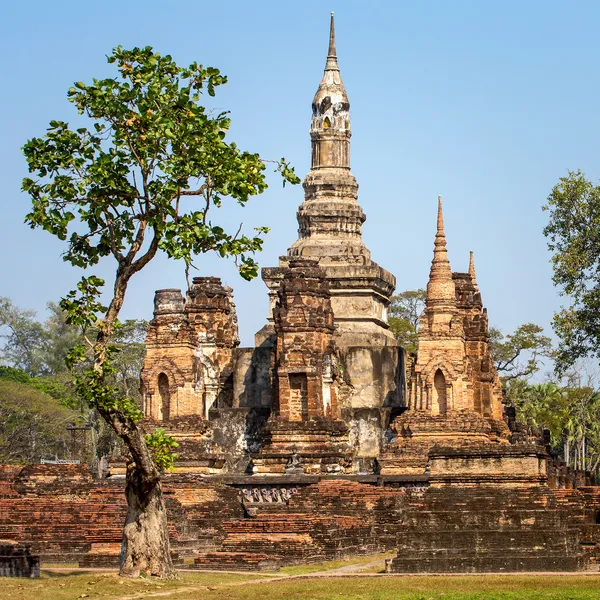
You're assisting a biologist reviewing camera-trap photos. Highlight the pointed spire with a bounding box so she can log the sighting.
[328,13,336,57]
[426,196,456,308]
[325,12,339,71]
[468,250,479,291]
[437,195,445,235]
[311,12,349,141]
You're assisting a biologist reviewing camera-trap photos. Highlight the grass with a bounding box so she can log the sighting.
[0,570,268,600]
[218,575,600,600]
[2,568,600,600]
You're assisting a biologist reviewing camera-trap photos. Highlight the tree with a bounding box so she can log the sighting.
[559,367,600,473]
[0,298,83,377]
[42,302,84,375]
[489,323,553,382]
[544,170,600,373]
[0,297,46,376]
[0,380,76,464]
[102,319,148,402]
[505,379,569,447]
[503,363,600,477]
[562,385,600,472]
[22,46,298,578]
[0,299,148,464]
[388,289,426,354]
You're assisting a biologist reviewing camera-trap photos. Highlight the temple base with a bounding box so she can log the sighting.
[252,418,351,475]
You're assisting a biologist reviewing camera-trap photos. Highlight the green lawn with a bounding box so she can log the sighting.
[2,570,600,600]
[0,570,271,600]
[203,575,600,600]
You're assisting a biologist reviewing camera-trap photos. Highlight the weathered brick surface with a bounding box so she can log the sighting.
[0,465,125,563]
[1,465,600,572]
[141,278,239,422]
[254,260,351,474]
[389,484,587,573]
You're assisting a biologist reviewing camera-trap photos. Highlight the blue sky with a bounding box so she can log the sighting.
[1,0,599,347]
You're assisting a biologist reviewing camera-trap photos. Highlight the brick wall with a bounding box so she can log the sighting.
[1,464,598,572]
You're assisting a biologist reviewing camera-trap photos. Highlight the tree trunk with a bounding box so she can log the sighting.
[119,461,175,578]
[95,259,171,578]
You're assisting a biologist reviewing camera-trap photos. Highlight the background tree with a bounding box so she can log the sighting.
[504,379,568,445]
[0,298,147,410]
[22,46,298,578]
[503,375,600,476]
[0,297,46,376]
[1,298,85,378]
[388,289,426,354]
[544,170,600,373]
[0,298,149,466]
[0,379,76,464]
[42,302,84,375]
[489,323,553,382]
[106,319,148,402]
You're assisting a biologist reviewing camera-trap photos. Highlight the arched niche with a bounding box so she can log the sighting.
[158,373,171,421]
[432,368,448,416]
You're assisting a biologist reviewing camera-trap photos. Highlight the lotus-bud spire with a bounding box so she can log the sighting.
[426,196,456,308]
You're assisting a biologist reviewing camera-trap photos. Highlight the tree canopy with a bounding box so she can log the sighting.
[0,297,46,376]
[387,289,426,354]
[489,323,553,382]
[544,170,600,372]
[0,380,76,464]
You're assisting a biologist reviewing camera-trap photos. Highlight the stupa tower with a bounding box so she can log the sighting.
[261,13,397,348]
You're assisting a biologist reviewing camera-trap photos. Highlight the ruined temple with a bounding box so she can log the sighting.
[138,15,511,478]
[3,14,600,574]
[139,14,402,474]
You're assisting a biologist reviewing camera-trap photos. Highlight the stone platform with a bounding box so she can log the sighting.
[1,463,600,572]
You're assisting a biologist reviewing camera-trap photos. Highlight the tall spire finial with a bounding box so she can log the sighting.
[426,196,456,308]
[328,12,336,58]
[437,195,444,234]
[310,12,350,166]
[325,12,339,71]
[468,250,479,291]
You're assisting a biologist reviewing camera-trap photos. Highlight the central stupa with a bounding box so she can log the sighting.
[259,13,397,349]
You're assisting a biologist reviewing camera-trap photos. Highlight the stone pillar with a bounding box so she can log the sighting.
[141,289,199,421]
[273,259,339,421]
[186,277,240,413]
[253,259,350,474]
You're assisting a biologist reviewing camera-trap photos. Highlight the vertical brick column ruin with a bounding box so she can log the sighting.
[453,252,503,421]
[141,289,198,420]
[273,259,340,422]
[185,277,240,416]
[253,259,350,474]
[140,278,239,421]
